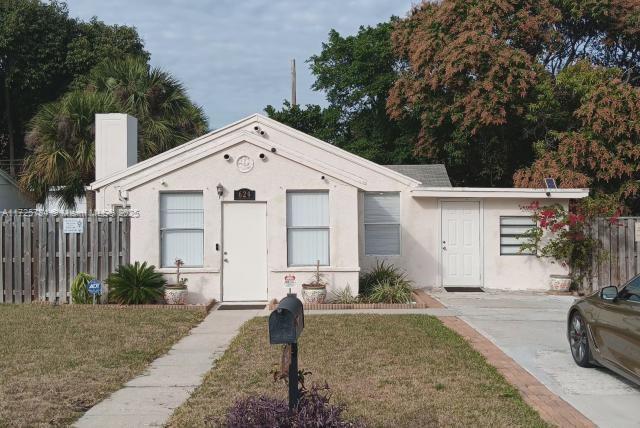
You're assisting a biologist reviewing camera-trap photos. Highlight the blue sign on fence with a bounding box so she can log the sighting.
[87,280,102,295]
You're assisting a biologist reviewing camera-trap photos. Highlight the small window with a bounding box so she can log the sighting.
[364,192,400,256]
[287,191,329,266]
[500,216,536,255]
[160,192,204,267]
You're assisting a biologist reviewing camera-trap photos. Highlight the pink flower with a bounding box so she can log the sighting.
[541,209,556,218]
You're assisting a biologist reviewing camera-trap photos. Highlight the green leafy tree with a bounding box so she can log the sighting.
[266,21,422,165]
[66,18,148,80]
[0,0,73,175]
[264,101,340,144]
[20,57,208,206]
[0,0,147,176]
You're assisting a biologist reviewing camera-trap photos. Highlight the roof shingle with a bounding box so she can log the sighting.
[383,164,451,187]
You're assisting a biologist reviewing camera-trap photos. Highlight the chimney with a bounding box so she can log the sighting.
[95,113,138,181]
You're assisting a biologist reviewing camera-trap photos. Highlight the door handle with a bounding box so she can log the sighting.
[442,246,447,251]
[223,258,229,262]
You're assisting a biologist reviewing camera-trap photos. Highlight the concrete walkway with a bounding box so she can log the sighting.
[75,308,264,428]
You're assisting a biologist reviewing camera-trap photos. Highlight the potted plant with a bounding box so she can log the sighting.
[520,201,604,292]
[301,260,327,304]
[164,258,188,304]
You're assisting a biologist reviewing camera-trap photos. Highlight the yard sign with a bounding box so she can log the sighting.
[284,274,296,288]
[87,280,102,305]
[63,217,84,234]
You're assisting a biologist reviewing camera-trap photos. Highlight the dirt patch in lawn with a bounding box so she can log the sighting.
[168,315,549,427]
[0,305,205,427]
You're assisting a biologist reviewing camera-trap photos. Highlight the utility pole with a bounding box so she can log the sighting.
[291,59,297,107]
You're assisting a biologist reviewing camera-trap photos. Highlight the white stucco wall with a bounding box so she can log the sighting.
[359,191,440,288]
[96,140,362,303]
[360,196,570,291]
[93,115,577,302]
[481,198,569,290]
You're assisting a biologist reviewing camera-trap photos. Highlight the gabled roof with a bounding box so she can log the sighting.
[90,114,421,190]
[384,164,451,187]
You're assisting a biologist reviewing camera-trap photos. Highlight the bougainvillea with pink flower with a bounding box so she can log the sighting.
[520,199,618,290]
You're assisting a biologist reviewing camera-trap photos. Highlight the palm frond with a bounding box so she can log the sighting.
[107,262,166,305]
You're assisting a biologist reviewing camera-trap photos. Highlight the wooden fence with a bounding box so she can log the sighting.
[1,214,130,303]
[587,217,640,292]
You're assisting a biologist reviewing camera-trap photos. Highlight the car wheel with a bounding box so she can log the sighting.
[569,312,593,367]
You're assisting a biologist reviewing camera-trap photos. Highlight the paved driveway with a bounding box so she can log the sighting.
[431,290,640,428]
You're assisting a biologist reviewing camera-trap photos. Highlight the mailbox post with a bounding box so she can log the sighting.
[269,293,304,410]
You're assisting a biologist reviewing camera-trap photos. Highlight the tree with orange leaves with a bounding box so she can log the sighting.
[388,0,640,193]
[515,61,640,212]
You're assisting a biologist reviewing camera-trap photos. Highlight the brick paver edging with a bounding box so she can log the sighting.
[413,291,595,428]
[268,302,429,310]
[31,300,217,313]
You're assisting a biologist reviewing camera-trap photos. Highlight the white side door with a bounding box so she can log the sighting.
[222,203,267,301]
[441,201,481,287]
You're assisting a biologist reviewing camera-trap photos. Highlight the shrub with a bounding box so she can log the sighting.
[520,201,606,290]
[224,395,289,427]
[107,262,166,304]
[359,261,409,297]
[224,383,361,428]
[293,383,358,427]
[367,278,413,304]
[71,272,94,304]
[329,285,359,304]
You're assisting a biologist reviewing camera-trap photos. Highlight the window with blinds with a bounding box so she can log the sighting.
[364,192,400,256]
[500,216,536,255]
[287,191,330,266]
[160,192,204,267]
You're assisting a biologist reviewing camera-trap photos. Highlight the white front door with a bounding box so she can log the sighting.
[222,202,267,301]
[441,201,481,287]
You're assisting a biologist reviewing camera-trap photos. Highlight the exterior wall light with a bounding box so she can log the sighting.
[216,183,224,198]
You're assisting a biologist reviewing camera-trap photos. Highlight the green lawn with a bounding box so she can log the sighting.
[0,305,205,427]
[169,315,548,427]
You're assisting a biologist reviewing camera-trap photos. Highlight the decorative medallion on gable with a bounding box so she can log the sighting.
[236,155,254,173]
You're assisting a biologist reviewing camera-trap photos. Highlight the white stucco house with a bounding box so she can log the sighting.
[90,113,588,304]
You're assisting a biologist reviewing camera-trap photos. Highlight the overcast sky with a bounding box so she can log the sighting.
[64,0,414,128]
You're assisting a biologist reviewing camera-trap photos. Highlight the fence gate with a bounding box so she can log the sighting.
[1,214,130,304]
[587,217,640,292]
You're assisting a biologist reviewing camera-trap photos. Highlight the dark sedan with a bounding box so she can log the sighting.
[567,274,640,386]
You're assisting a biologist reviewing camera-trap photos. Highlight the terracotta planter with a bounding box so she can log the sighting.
[549,275,571,292]
[301,286,327,304]
[164,286,188,305]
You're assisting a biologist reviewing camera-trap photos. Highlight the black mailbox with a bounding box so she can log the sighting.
[269,294,304,344]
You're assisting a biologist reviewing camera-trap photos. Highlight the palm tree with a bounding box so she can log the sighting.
[19,57,208,207]
[84,57,208,159]
[20,90,119,207]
